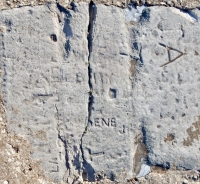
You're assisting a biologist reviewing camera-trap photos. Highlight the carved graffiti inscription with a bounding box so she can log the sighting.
[92,118,116,127]
[159,43,186,67]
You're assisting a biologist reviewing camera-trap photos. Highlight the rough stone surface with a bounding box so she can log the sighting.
[82,3,200,181]
[0,77,53,183]
[130,6,200,170]
[0,0,200,10]
[0,3,89,183]
[82,4,137,181]
[0,2,200,184]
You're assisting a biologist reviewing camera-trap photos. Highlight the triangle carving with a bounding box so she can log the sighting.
[159,43,186,67]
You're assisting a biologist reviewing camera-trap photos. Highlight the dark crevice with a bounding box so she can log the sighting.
[141,126,171,170]
[70,2,78,12]
[80,118,94,181]
[87,0,96,137]
[80,1,97,182]
[57,3,72,58]
[141,126,147,152]
[139,47,144,66]
[181,25,185,38]
[55,105,70,171]
[57,3,72,15]
[141,124,151,165]
[87,1,97,62]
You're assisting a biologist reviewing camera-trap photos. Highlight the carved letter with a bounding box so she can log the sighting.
[102,118,109,126]
[94,118,100,126]
[111,118,116,127]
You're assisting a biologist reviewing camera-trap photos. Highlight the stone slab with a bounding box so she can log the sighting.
[1,2,200,183]
[0,3,89,183]
[130,6,200,170]
[82,4,138,181]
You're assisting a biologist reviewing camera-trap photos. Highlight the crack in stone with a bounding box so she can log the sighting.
[139,46,144,66]
[80,1,96,181]
[55,104,70,173]
[141,126,149,163]
[87,0,96,122]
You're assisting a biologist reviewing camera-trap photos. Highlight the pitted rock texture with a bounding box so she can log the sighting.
[130,6,200,170]
[1,2,200,184]
[82,4,200,181]
[0,3,89,183]
[82,4,136,181]
[0,83,53,183]
[0,119,54,184]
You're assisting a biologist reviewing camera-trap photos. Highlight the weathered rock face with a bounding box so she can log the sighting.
[0,97,54,184]
[130,6,200,170]
[0,1,200,184]
[82,4,136,181]
[0,3,89,183]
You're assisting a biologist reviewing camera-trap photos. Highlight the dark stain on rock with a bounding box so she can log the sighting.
[164,134,175,142]
[183,117,200,147]
[129,60,137,77]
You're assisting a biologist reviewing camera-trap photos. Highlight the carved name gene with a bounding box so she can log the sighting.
[91,118,116,127]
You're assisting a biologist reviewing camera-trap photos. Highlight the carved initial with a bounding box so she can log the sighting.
[159,43,186,67]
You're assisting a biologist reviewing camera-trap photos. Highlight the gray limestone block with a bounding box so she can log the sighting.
[82,4,141,181]
[0,3,89,183]
[130,7,200,170]
[1,2,200,183]
[82,4,200,181]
